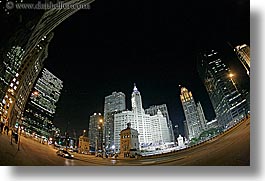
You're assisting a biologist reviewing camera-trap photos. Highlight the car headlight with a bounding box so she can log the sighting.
[71,155,74,157]
[65,154,69,156]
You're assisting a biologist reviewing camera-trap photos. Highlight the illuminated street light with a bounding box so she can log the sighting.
[229,73,234,78]
[228,72,239,92]
[33,91,39,96]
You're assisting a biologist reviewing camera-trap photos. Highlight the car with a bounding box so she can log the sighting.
[56,150,74,159]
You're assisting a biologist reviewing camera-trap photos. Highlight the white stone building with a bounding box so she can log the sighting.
[114,84,170,152]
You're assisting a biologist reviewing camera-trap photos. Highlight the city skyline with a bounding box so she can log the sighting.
[1,0,250,138]
[0,0,251,167]
[40,0,249,137]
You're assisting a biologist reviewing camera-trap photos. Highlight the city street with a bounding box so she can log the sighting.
[0,118,250,166]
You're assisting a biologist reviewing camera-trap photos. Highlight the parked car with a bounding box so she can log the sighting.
[56,150,74,159]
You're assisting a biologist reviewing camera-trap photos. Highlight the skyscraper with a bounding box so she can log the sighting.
[1,0,95,128]
[88,113,104,152]
[150,110,171,145]
[1,33,55,127]
[131,84,153,145]
[104,92,126,114]
[22,68,63,139]
[145,104,175,143]
[234,44,250,76]
[103,92,125,150]
[114,84,170,152]
[197,50,247,129]
[196,102,208,131]
[180,87,202,140]
[0,46,25,123]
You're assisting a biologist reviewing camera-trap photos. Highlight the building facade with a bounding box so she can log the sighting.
[131,84,153,146]
[114,84,171,152]
[103,91,125,151]
[196,102,208,131]
[234,44,250,76]
[119,123,139,158]
[145,104,175,143]
[150,110,171,145]
[78,135,89,154]
[0,46,25,124]
[180,87,202,140]
[197,50,247,129]
[1,33,55,128]
[88,113,104,152]
[0,0,95,128]
[114,110,135,152]
[22,68,63,140]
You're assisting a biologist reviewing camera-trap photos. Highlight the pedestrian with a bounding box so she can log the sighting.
[0,122,4,134]
[5,126,9,135]
[14,132,18,144]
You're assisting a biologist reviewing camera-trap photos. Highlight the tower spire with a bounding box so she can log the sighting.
[133,83,138,92]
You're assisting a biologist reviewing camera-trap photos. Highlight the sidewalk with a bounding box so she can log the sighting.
[0,132,26,165]
[0,132,57,166]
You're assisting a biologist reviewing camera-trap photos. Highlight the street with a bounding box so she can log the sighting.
[0,117,250,166]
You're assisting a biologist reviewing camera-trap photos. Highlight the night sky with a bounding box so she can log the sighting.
[2,0,250,136]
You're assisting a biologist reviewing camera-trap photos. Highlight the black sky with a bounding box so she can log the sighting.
[2,0,250,136]
[42,0,250,136]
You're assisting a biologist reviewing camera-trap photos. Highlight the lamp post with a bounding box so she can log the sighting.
[228,73,239,93]
[97,118,104,157]
[17,125,22,151]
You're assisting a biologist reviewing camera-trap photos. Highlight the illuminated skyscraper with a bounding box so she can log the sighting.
[103,92,126,150]
[88,113,104,152]
[114,84,170,152]
[196,102,207,131]
[22,68,63,139]
[145,104,175,143]
[0,46,25,122]
[1,0,95,128]
[104,92,126,114]
[234,44,250,76]
[197,50,247,129]
[180,87,202,140]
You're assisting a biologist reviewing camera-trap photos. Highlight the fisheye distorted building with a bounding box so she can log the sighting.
[180,87,203,140]
[103,92,126,151]
[119,122,140,158]
[0,0,95,129]
[114,84,171,152]
[22,68,63,139]
[197,50,247,129]
[234,44,250,76]
[88,113,104,152]
[145,104,175,143]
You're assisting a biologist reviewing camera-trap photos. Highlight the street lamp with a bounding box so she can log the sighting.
[228,72,239,92]
[33,90,39,96]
